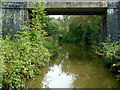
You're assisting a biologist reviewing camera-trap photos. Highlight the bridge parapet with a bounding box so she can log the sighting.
[3,0,119,2]
[29,2,107,9]
[3,0,120,10]
[3,0,108,2]
[27,0,107,9]
[3,0,107,9]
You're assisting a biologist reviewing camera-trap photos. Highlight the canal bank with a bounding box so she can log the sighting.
[25,43,119,88]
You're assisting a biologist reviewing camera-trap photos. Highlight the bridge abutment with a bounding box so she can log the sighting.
[2,2,28,39]
[107,1,120,42]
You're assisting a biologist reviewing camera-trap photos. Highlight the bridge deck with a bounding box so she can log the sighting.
[3,0,119,2]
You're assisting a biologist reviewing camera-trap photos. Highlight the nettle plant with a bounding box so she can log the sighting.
[1,2,51,88]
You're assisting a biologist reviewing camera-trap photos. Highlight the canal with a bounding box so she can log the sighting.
[25,43,119,88]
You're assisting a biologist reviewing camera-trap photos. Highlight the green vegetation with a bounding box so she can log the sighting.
[1,0,119,88]
[45,15,101,45]
[0,0,3,88]
[96,40,120,74]
[1,2,54,88]
[46,15,120,79]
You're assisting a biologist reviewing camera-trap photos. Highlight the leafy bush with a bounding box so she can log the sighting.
[44,36,58,50]
[96,40,120,73]
[1,2,51,88]
[45,15,101,45]
[82,24,100,45]
[69,25,83,43]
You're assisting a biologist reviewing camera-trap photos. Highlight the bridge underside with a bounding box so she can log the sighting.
[45,8,107,15]
[0,1,120,42]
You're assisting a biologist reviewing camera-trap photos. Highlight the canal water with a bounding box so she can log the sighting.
[25,43,119,88]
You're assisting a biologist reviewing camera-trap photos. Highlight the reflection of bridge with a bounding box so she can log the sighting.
[0,0,120,42]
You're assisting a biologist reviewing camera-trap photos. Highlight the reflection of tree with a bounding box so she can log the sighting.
[60,44,118,88]
[26,43,118,88]
[59,43,96,62]
[25,58,58,88]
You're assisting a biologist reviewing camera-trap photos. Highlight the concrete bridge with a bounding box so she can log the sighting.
[0,0,120,88]
[0,0,120,42]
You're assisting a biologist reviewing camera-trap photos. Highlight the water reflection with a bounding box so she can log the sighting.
[42,64,76,88]
[25,43,119,88]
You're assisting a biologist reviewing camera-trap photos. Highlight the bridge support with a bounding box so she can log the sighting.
[2,2,28,39]
[106,1,120,42]
[101,1,120,42]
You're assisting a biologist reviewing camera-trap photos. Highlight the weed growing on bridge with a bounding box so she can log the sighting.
[1,2,52,88]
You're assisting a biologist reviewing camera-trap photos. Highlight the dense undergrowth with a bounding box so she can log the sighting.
[1,2,57,88]
[44,15,101,46]
[96,39,120,81]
